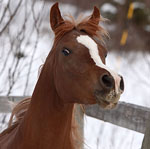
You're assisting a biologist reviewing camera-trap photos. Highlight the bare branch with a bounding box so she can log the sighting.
[0,0,22,35]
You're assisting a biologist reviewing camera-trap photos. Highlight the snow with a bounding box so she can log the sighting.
[144,25,150,32]
[101,3,117,14]
[84,116,143,149]
[1,1,150,149]
[113,0,125,5]
[133,2,145,9]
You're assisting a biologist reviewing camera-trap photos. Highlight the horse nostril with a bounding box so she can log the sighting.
[101,74,114,89]
[120,76,124,91]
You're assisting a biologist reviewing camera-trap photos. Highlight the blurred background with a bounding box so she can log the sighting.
[0,0,150,148]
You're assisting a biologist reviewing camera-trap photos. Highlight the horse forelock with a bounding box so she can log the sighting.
[54,14,108,45]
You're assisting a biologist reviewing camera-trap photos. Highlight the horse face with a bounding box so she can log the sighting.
[54,30,124,109]
[50,3,124,109]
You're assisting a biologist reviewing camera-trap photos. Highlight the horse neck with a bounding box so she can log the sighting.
[17,55,75,149]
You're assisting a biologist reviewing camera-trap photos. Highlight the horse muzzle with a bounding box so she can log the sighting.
[95,74,124,109]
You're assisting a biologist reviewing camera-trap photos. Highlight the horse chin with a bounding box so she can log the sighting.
[96,99,118,109]
[94,90,121,109]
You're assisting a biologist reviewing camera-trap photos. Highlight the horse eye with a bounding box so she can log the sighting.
[62,48,71,56]
[105,54,107,58]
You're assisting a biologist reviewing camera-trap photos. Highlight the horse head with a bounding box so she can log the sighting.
[49,3,124,109]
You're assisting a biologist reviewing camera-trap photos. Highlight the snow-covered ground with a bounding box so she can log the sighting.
[0,1,150,149]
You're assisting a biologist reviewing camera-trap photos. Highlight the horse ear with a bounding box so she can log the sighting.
[89,6,100,25]
[50,3,64,31]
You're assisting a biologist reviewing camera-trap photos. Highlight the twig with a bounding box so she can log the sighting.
[0,0,22,35]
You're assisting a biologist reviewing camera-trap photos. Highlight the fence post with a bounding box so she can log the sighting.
[74,104,84,149]
[142,119,150,149]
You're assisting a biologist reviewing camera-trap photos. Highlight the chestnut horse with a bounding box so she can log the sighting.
[0,3,124,149]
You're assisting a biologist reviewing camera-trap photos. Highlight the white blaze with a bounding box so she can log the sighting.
[76,35,121,94]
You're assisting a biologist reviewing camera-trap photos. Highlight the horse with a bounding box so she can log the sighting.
[0,2,124,149]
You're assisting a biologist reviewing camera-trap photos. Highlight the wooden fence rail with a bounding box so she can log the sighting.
[0,96,149,134]
[85,103,150,134]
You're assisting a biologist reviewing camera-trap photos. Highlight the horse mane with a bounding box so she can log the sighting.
[2,98,84,148]
[0,98,30,138]
[1,13,107,148]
